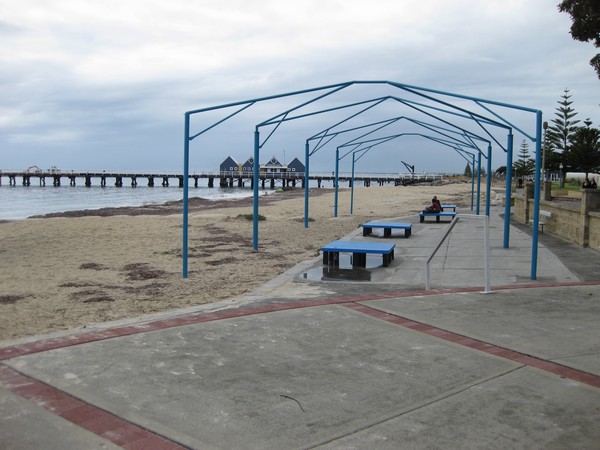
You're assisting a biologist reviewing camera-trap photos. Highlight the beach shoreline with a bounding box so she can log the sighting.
[0,183,477,340]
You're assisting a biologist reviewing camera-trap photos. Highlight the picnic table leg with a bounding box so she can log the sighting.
[323,251,340,266]
[420,215,424,223]
[363,227,371,237]
[404,228,410,238]
[384,228,391,237]
[352,252,366,268]
[436,215,440,223]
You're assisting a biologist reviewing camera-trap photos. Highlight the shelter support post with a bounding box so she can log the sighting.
[486,143,492,217]
[304,141,310,228]
[530,112,543,279]
[253,130,260,251]
[182,113,190,278]
[334,148,340,217]
[476,152,482,215]
[503,132,514,249]
[350,154,356,214]
[470,155,475,211]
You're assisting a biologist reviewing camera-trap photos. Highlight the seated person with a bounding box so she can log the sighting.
[423,196,442,214]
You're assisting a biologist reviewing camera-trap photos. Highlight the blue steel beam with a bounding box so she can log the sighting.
[304,113,490,226]
[332,131,481,217]
[184,80,542,279]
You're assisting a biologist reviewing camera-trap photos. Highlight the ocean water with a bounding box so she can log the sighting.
[0,183,261,220]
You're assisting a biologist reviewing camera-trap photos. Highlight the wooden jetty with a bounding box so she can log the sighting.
[0,170,443,189]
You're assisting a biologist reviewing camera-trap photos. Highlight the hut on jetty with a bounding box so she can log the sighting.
[218,155,305,188]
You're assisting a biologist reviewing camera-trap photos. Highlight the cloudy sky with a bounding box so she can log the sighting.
[1,0,598,175]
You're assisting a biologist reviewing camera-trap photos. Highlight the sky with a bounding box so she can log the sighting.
[1,0,599,175]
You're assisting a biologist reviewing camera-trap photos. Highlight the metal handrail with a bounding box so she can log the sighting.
[425,214,491,293]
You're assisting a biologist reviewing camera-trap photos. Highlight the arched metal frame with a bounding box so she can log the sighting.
[327,115,492,216]
[183,80,543,280]
[332,132,483,216]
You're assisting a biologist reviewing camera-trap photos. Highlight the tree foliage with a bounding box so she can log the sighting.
[558,0,600,79]
[513,140,535,178]
[463,163,472,177]
[563,121,600,175]
[547,88,580,161]
[494,165,507,176]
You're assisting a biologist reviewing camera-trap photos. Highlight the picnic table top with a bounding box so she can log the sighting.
[362,221,412,228]
[321,240,395,254]
[420,211,457,216]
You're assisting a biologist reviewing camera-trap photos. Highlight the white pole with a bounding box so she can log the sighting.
[483,214,492,294]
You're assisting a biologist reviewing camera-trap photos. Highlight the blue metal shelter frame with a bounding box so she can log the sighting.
[324,115,491,216]
[183,80,543,280]
[332,132,481,216]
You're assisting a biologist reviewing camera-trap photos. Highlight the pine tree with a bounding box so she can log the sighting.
[564,119,600,176]
[547,88,580,169]
[463,163,472,177]
[513,140,535,178]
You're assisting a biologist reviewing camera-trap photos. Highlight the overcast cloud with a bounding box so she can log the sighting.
[1,0,598,174]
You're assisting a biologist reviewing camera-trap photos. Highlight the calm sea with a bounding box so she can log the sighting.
[0,181,263,220]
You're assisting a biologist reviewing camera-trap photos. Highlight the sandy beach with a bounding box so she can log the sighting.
[0,183,477,340]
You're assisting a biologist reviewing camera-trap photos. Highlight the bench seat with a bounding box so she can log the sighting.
[362,221,412,238]
[419,212,457,223]
[321,240,395,268]
[529,209,552,234]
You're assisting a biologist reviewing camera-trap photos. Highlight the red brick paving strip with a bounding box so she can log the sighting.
[7,282,599,362]
[0,365,188,449]
[342,302,600,389]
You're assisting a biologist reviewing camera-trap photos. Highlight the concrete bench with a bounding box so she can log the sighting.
[441,204,457,211]
[530,209,552,234]
[419,212,457,223]
[321,240,395,268]
[362,221,412,238]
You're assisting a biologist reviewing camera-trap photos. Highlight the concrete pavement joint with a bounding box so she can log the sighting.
[308,366,525,449]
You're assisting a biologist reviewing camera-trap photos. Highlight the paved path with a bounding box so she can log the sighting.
[1,204,600,449]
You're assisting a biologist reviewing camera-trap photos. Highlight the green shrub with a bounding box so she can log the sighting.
[239,213,266,221]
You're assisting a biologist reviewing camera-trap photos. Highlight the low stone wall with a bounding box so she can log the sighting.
[513,186,600,249]
[589,213,600,250]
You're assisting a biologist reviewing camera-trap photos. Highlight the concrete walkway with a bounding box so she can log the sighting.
[1,205,600,449]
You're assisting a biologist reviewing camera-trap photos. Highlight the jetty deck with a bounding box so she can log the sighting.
[0,170,443,189]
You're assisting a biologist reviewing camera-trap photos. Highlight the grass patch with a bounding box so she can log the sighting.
[238,213,266,221]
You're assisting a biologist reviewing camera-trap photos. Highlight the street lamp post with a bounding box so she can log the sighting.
[559,163,564,189]
[542,121,548,184]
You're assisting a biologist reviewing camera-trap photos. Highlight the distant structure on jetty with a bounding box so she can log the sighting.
[1,158,443,189]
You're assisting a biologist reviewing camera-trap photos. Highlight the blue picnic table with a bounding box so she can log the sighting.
[321,240,395,268]
[362,221,412,238]
[419,211,457,223]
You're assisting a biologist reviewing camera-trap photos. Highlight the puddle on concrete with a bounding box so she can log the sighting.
[301,254,389,282]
